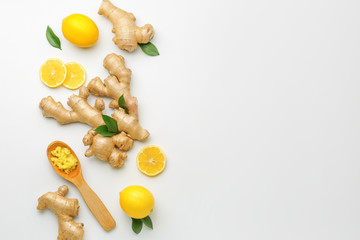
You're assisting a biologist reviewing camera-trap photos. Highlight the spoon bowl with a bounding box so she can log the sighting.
[47,141,81,181]
[47,141,116,231]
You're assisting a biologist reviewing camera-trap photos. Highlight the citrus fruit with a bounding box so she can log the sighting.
[62,14,99,48]
[63,62,86,90]
[120,185,154,219]
[39,58,67,88]
[136,145,166,177]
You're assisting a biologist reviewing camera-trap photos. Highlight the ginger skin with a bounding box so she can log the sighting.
[112,108,149,142]
[98,0,154,52]
[39,86,134,168]
[37,185,84,240]
[83,130,133,168]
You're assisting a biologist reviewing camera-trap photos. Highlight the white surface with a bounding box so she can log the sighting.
[0,0,360,239]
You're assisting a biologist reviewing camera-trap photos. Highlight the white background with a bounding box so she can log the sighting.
[0,0,359,239]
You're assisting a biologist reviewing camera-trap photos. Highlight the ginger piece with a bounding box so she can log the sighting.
[88,53,138,119]
[88,53,149,141]
[83,130,133,168]
[37,185,84,240]
[39,86,105,127]
[98,0,154,52]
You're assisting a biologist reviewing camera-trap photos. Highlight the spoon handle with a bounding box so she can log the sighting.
[75,178,116,231]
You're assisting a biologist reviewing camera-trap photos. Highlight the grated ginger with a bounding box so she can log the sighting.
[51,146,78,174]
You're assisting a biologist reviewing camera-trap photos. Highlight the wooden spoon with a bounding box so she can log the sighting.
[47,141,116,231]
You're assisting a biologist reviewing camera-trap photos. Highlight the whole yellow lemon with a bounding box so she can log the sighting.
[120,185,154,219]
[62,14,99,48]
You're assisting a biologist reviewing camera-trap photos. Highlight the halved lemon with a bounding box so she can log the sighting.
[39,58,67,88]
[137,145,166,177]
[63,62,86,90]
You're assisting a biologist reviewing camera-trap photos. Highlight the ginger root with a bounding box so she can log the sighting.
[88,53,138,119]
[83,130,133,168]
[98,0,154,52]
[37,185,84,240]
[40,86,105,127]
[88,53,149,141]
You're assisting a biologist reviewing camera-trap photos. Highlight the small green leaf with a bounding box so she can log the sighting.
[132,218,143,234]
[118,95,129,114]
[46,26,61,50]
[94,125,117,137]
[102,115,119,133]
[141,216,153,229]
[139,42,159,56]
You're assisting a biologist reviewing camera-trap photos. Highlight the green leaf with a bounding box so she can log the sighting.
[118,94,129,114]
[102,115,119,133]
[46,26,61,50]
[139,42,159,56]
[94,125,117,137]
[132,218,143,234]
[141,216,153,229]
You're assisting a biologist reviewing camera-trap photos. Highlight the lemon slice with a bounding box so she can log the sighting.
[63,62,86,90]
[39,58,67,88]
[137,145,166,177]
